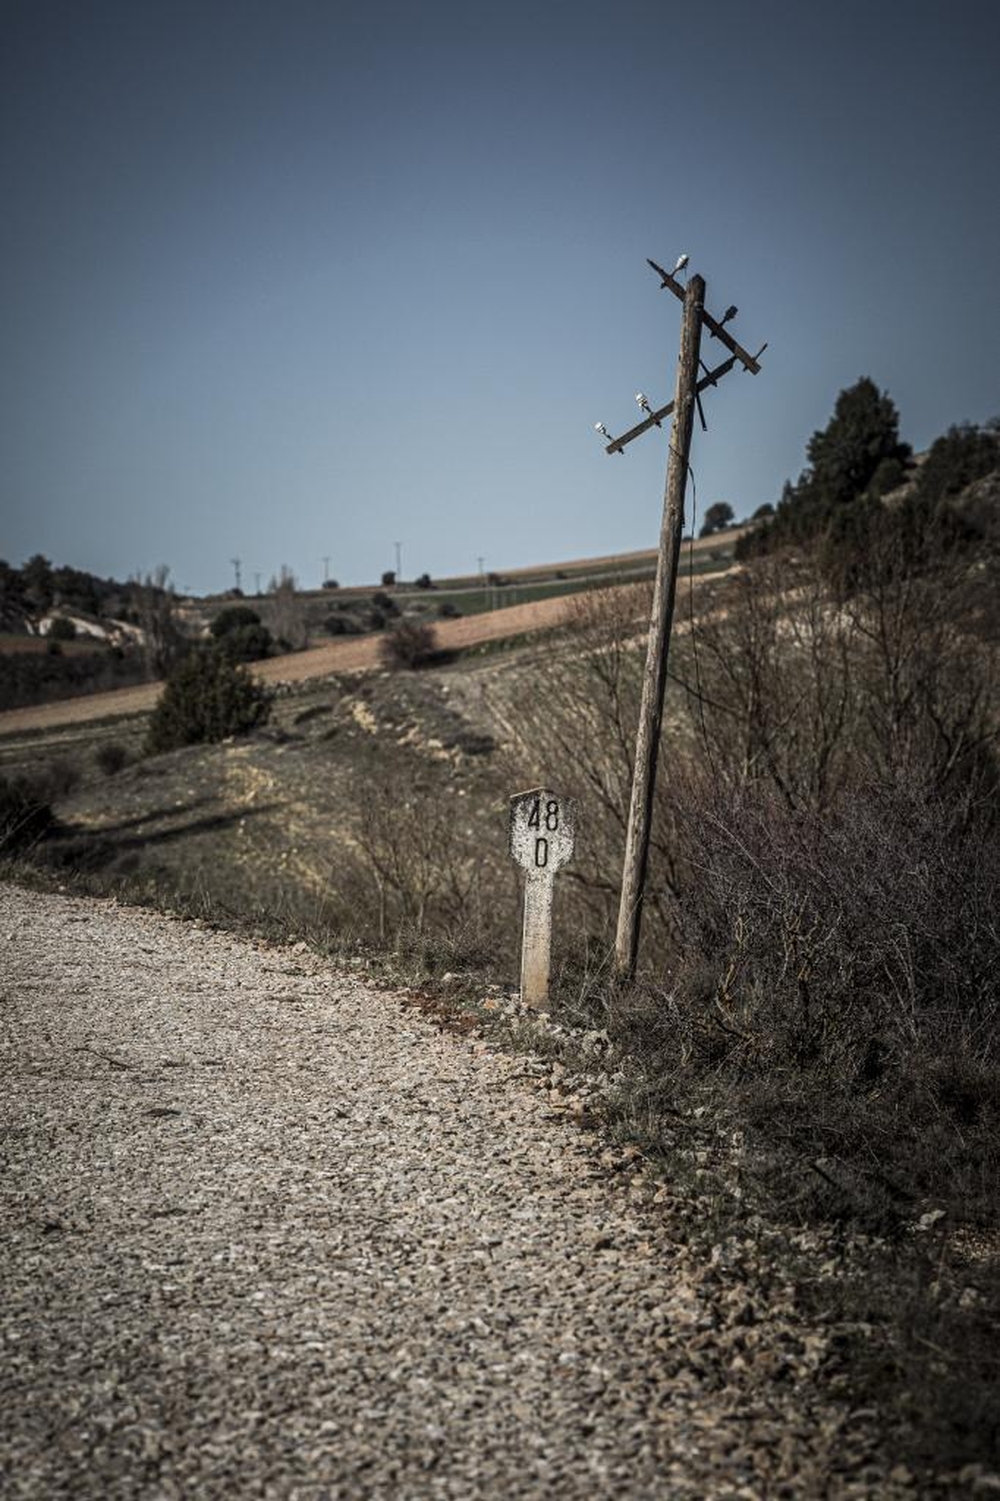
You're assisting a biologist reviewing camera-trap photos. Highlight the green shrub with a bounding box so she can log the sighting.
[210,607,272,662]
[913,421,1000,510]
[47,616,77,641]
[210,605,263,638]
[663,773,1000,1226]
[324,613,364,637]
[145,648,273,754]
[699,500,734,536]
[218,623,273,662]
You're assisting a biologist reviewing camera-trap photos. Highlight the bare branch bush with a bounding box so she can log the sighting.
[266,566,308,650]
[662,767,1000,1219]
[379,619,438,669]
[352,762,509,965]
[680,545,998,814]
[605,532,1000,1230]
[130,565,184,678]
[834,510,999,801]
[493,584,688,958]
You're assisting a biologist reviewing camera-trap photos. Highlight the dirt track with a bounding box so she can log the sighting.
[0,572,730,739]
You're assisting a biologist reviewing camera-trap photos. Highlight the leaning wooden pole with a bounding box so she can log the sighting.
[615,274,705,978]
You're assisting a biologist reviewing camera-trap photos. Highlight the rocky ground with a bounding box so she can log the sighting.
[0,882,931,1500]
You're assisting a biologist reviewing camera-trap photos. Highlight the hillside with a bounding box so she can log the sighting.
[0,531,743,720]
[0,541,739,733]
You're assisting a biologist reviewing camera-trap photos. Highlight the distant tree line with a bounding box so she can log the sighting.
[0,558,180,639]
[0,649,154,712]
[0,556,184,709]
[0,554,175,634]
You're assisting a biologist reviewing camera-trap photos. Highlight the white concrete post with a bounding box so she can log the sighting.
[508,788,577,1009]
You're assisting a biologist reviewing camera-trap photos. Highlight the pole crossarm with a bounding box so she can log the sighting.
[604,355,737,454]
[646,258,764,375]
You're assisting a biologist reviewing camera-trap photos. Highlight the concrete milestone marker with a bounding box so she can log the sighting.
[508,787,577,1009]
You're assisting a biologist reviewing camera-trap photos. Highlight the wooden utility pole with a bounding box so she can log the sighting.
[614,275,705,977]
[598,257,765,977]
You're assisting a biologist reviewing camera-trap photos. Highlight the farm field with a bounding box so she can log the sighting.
[0,556,736,736]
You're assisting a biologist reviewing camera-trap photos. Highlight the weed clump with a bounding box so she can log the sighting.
[145,648,272,754]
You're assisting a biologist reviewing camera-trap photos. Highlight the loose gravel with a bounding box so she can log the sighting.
[1,884,909,1499]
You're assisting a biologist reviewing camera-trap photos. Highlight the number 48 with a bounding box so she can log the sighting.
[527,797,560,832]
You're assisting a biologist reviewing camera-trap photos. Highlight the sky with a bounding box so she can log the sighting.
[3,0,999,596]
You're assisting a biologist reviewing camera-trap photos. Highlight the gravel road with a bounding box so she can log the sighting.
[1,884,901,1500]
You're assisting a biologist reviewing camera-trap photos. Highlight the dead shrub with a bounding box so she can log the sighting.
[495,583,689,956]
[263,566,308,650]
[351,763,505,956]
[379,620,438,670]
[683,548,998,813]
[662,770,1000,1225]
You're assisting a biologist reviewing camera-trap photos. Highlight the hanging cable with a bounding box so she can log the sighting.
[684,461,718,777]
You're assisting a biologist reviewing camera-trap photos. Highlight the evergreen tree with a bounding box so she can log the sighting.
[146,648,272,754]
[21,554,54,613]
[803,377,910,510]
[699,501,735,537]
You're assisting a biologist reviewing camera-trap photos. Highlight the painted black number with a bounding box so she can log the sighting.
[545,799,559,832]
[534,837,548,868]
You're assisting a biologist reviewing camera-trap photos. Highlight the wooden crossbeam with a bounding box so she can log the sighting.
[646,258,763,374]
[604,355,737,454]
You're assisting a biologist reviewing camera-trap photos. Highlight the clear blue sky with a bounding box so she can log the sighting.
[3,0,998,595]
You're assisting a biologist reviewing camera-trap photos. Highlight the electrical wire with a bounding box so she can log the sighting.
[683,460,718,776]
